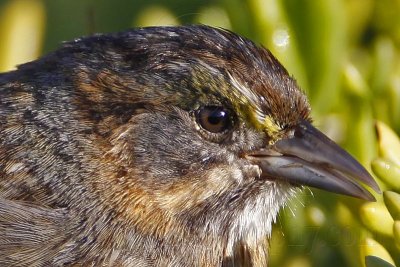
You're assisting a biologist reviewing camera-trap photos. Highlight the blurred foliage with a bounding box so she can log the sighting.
[1,0,400,266]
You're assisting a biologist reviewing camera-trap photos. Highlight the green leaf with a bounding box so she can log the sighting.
[372,159,400,191]
[365,256,396,267]
[394,221,400,247]
[360,202,394,236]
[376,121,400,166]
[361,238,396,267]
[383,191,400,220]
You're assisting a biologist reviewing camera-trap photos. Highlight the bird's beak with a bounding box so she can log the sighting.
[247,121,381,201]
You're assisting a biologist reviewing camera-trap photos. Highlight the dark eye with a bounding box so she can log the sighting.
[195,106,232,133]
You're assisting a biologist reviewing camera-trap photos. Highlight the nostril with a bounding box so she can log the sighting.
[294,123,307,138]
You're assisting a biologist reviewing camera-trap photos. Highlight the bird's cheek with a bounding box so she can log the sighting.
[155,166,243,213]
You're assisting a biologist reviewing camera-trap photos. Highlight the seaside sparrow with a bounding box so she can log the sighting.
[0,25,380,266]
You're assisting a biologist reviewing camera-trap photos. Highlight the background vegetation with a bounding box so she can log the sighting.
[0,0,399,266]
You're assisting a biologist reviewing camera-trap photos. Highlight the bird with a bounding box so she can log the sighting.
[0,25,380,267]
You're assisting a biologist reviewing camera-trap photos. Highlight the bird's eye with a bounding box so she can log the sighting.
[195,106,232,134]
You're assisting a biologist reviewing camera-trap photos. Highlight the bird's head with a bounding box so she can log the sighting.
[44,25,379,255]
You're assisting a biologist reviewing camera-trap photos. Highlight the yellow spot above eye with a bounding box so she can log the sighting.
[263,115,281,138]
[238,105,281,143]
[226,74,282,138]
